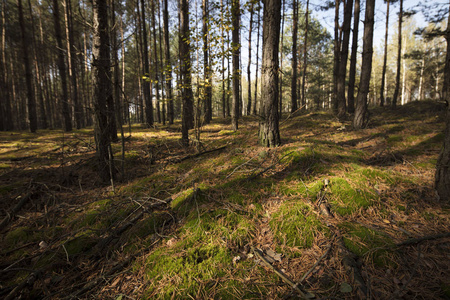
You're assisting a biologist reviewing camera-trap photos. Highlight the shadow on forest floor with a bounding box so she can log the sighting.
[0,101,449,299]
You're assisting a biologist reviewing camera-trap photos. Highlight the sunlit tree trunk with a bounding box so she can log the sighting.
[353,0,375,129]
[279,0,284,115]
[435,3,450,200]
[337,0,353,119]
[92,0,115,182]
[253,4,261,115]
[179,0,194,146]
[332,0,340,113]
[247,0,254,116]
[203,0,212,123]
[380,0,390,107]
[258,0,281,147]
[140,0,153,127]
[392,0,403,108]
[291,0,298,112]
[163,0,174,124]
[231,0,240,131]
[348,0,360,114]
[301,0,311,109]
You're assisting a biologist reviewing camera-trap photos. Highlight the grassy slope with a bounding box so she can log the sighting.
[0,101,449,299]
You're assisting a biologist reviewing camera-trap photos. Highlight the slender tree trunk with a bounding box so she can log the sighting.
[253,4,261,115]
[180,0,194,146]
[111,0,122,135]
[163,0,174,124]
[18,0,37,133]
[246,0,254,116]
[259,0,281,147]
[353,0,375,129]
[291,0,298,112]
[92,0,115,182]
[150,0,161,124]
[435,2,450,201]
[332,0,340,113]
[279,0,284,115]
[380,0,390,107]
[52,0,72,132]
[336,0,353,118]
[347,0,360,113]
[392,0,403,108]
[140,0,153,127]
[231,0,240,131]
[301,0,311,109]
[157,0,166,125]
[1,0,12,130]
[203,0,212,123]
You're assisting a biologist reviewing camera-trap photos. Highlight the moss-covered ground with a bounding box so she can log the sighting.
[0,101,449,299]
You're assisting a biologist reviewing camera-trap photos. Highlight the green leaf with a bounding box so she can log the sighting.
[340,282,353,293]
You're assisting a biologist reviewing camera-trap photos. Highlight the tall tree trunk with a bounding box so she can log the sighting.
[111,0,122,134]
[203,0,212,123]
[18,0,37,133]
[301,0,311,109]
[353,0,375,129]
[332,0,340,113]
[347,0,360,113]
[290,0,298,112]
[179,0,194,146]
[151,0,161,124]
[231,0,240,131]
[380,0,390,107]
[259,0,281,147]
[220,0,226,118]
[163,0,174,124]
[336,0,353,118]
[140,0,153,127]
[65,0,82,129]
[435,2,450,201]
[52,0,72,132]
[1,0,12,130]
[253,4,261,115]
[92,0,115,182]
[392,0,402,108]
[246,0,254,116]
[278,0,284,115]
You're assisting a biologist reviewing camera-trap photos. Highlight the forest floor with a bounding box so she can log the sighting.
[0,100,449,299]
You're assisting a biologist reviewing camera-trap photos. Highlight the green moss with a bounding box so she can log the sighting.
[442,283,450,297]
[329,178,374,215]
[340,223,394,267]
[270,202,328,251]
[64,233,97,256]
[4,227,29,248]
[144,242,231,299]
[386,135,403,145]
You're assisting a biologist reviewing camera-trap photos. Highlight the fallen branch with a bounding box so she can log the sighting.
[396,232,450,247]
[252,247,314,299]
[169,145,227,163]
[0,192,33,231]
[246,151,294,181]
[280,104,307,125]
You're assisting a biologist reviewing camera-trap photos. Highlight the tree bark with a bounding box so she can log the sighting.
[151,0,161,124]
[435,4,450,201]
[140,0,153,127]
[18,0,37,133]
[379,0,390,107]
[353,0,375,129]
[392,0,402,108]
[92,0,115,182]
[347,0,360,114]
[231,0,240,131]
[337,0,353,119]
[290,0,298,112]
[332,0,340,113]
[203,0,212,123]
[247,0,254,116]
[253,4,261,115]
[163,0,174,124]
[1,0,12,130]
[258,0,281,147]
[301,0,311,109]
[179,0,194,146]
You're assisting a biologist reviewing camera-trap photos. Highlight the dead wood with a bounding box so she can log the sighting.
[4,270,41,300]
[252,247,315,299]
[396,232,450,247]
[169,145,227,163]
[0,192,33,231]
